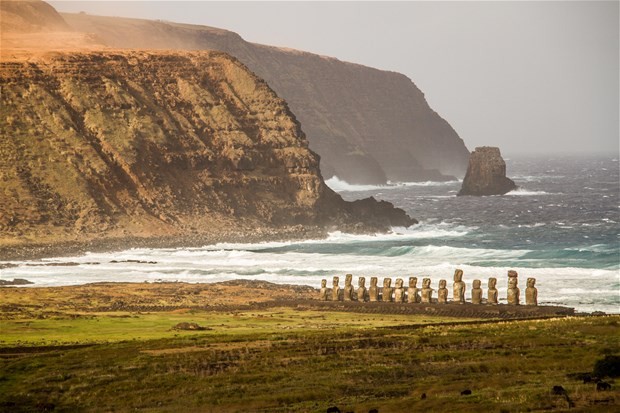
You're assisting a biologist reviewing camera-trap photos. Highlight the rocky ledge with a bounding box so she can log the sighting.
[457,147,517,196]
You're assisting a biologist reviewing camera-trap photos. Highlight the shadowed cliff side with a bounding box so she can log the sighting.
[0,51,415,249]
[59,11,470,184]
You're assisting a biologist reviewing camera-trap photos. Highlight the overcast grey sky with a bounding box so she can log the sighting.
[50,1,619,156]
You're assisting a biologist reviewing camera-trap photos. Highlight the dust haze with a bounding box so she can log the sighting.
[49,1,620,156]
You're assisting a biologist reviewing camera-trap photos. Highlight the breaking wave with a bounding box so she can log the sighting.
[325,176,459,192]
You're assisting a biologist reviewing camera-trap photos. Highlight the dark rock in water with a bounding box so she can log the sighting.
[457,147,517,196]
[0,278,34,286]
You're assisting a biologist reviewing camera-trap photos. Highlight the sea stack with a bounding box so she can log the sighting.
[457,147,517,196]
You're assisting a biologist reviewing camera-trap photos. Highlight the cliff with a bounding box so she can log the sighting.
[0,50,415,248]
[457,147,517,196]
[0,0,103,52]
[59,11,470,184]
[0,0,69,33]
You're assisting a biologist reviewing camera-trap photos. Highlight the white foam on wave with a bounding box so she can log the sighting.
[324,176,385,192]
[325,176,459,193]
[506,188,552,196]
[6,253,617,312]
[2,219,617,312]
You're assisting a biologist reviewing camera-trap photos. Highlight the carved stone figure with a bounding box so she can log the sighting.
[369,277,379,302]
[525,277,537,306]
[343,273,354,301]
[471,279,482,304]
[407,277,419,303]
[357,277,367,302]
[319,279,328,301]
[487,277,498,305]
[453,269,466,304]
[438,279,448,304]
[421,278,433,303]
[394,278,405,303]
[332,276,340,301]
[507,273,520,305]
[382,278,393,302]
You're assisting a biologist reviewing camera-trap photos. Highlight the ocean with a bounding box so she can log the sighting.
[1,155,618,313]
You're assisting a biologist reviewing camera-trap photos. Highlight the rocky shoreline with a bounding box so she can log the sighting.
[0,225,332,261]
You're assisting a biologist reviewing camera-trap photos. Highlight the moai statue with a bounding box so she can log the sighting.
[471,279,482,304]
[319,279,328,301]
[332,276,341,301]
[382,278,393,302]
[357,276,368,302]
[437,279,448,304]
[453,269,466,304]
[487,277,498,305]
[407,277,420,303]
[394,278,405,303]
[343,273,354,301]
[421,278,433,303]
[507,271,519,305]
[369,277,379,302]
[525,277,538,306]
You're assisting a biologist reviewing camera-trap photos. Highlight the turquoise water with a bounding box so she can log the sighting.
[1,155,618,313]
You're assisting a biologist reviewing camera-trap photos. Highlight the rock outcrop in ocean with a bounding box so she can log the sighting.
[0,50,415,248]
[58,8,470,184]
[457,147,517,196]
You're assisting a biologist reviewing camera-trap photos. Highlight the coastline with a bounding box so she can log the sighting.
[0,225,330,262]
[0,279,578,318]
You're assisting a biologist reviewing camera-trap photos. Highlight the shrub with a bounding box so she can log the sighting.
[593,355,620,378]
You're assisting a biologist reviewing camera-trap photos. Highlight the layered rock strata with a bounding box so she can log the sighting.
[59,9,470,184]
[457,147,517,196]
[0,51,415,246]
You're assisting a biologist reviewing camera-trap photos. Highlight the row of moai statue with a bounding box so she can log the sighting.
[319,270,538,305]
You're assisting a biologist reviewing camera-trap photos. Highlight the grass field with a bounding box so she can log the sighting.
[1,305,618,412]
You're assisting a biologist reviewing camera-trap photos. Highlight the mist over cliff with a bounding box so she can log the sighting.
[59,11,470,184]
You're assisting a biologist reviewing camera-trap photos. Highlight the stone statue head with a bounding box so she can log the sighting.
[527,277,536,287]
[508,277,518,288]
[383,278,392,288]
[409,277,417,287]
[422,278,431,288]
[395,278,403,288]
[359,276,366,287]
[454,269,463,282]
[321,279,326,288]
[439,279,447,288]
[345,273,352,286]
[508,270,518,278]
[333,276,339,286]
[488,277,497,289]
[473,279,481,289]
[370,277,378,287]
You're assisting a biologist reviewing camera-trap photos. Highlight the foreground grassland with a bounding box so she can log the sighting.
[0,284,618,412]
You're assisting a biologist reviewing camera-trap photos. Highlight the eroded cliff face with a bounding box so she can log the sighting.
[0,51,415,245]
[60,11,470,184]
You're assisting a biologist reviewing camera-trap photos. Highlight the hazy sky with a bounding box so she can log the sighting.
[49,1,619,156]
